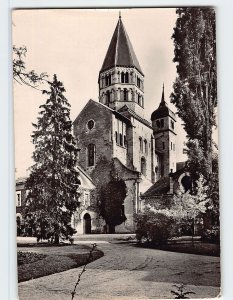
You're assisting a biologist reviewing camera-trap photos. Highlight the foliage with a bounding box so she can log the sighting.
[201,226,220,243]
[145,175,209,237]
[24,75,80,243]
[171,284,195,299]
[135,208,176,245]
[171,8,217,181]
[98,179,127,233]
[13,45,47,88]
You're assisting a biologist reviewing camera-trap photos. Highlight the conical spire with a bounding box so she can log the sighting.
[159,83,167,107]
[100,16,143,74]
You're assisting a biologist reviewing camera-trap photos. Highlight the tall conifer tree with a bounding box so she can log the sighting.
[25,75,80,243]
[171,8,217,182]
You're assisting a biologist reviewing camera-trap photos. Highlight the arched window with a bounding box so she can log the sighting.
[121,72,125,83]
[171,120,175,130]
[125,72,129,83]
[124,135,127,147]
[139,137,143,152]
[141,157,146,176]
[119,133,123,146]
[87,144,96,167]
[137,94,140,104]
[161,119,164,128]
[144,140,148,154]
[123,89,128,101]
[106,91,110,106]
[105,76,108,86]
[108,74,111,85]
[156,120,160,128]
[115,131,118,143]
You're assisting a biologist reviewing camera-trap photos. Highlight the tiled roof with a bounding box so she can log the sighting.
[118,105,152,128]
[142,176,170,198]
[100,17,143,74]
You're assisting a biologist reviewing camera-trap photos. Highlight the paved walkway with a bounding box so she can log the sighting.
[18,236,220,300]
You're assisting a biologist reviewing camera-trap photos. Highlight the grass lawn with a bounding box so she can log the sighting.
[17,243,104,282]
[138,242,220,257]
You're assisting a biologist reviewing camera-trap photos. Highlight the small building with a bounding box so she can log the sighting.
[15,165,96,236]
[140,162,191,210]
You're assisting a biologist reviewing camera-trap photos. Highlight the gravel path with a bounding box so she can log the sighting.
[18,239,220,300]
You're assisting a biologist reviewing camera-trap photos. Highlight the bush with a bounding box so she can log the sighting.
[135,210,176,245]
[201,226,220,243]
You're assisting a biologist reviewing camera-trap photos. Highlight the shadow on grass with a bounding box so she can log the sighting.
[18,244,104,282]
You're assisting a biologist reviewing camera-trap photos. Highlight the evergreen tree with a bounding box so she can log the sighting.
[24,75,80,243]
[99,179,127,233]
[171,8,217,181]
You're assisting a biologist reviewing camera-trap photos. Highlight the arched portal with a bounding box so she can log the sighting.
[83,213,91,234]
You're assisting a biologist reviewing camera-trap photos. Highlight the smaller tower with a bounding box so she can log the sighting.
[151,84,177,178]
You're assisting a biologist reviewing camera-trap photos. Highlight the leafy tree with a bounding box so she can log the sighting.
[24,75,80,243]
[171,8,217,181]
[98,179,127,233]
[13,45,47,88]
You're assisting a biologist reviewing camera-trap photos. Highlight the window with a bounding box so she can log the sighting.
[84,192,90,206]
[105,76,108,86]
[171,120,175,130]
[123,89,128,101]
[141,157,146,176]
[156,120,160,128]
[106,90,110,105]
[87,120,94,130]
[162,142,165,150]
[105,74,111,86]
[87,144,96,167]
[161,119,164,128]
[119,133,123,146]
[137,77,141,88]
[115,131,118,143]
[16,192,21,207]
[125,72,129,83]
[141,97,144,108]
[121,72,125,83]
[124,135,127,147]
[144,140,148,155]
[139,137,143,151]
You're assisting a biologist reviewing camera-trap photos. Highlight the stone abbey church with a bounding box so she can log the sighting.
[72,16,182,233]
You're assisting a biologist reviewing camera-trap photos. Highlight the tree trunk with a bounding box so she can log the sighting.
[54,233,59,244]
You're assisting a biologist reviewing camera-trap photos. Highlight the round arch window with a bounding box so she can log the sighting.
[87,120,95,130]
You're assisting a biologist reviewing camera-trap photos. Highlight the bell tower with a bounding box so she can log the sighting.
[151,84,177,178]
[98,15,145,117]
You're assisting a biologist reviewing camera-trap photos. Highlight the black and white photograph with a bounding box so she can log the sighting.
[13,8,220,299]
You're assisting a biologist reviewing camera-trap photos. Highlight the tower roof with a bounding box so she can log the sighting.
[100,16,143,75]
[151,84,176,121]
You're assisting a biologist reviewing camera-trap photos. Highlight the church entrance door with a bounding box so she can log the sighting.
[83,213,91,234]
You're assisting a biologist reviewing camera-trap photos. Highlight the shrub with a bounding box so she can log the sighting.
[201,226,220,243]
[135,209,176,245]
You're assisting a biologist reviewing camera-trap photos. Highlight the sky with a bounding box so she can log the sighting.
[12,8,188,178]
